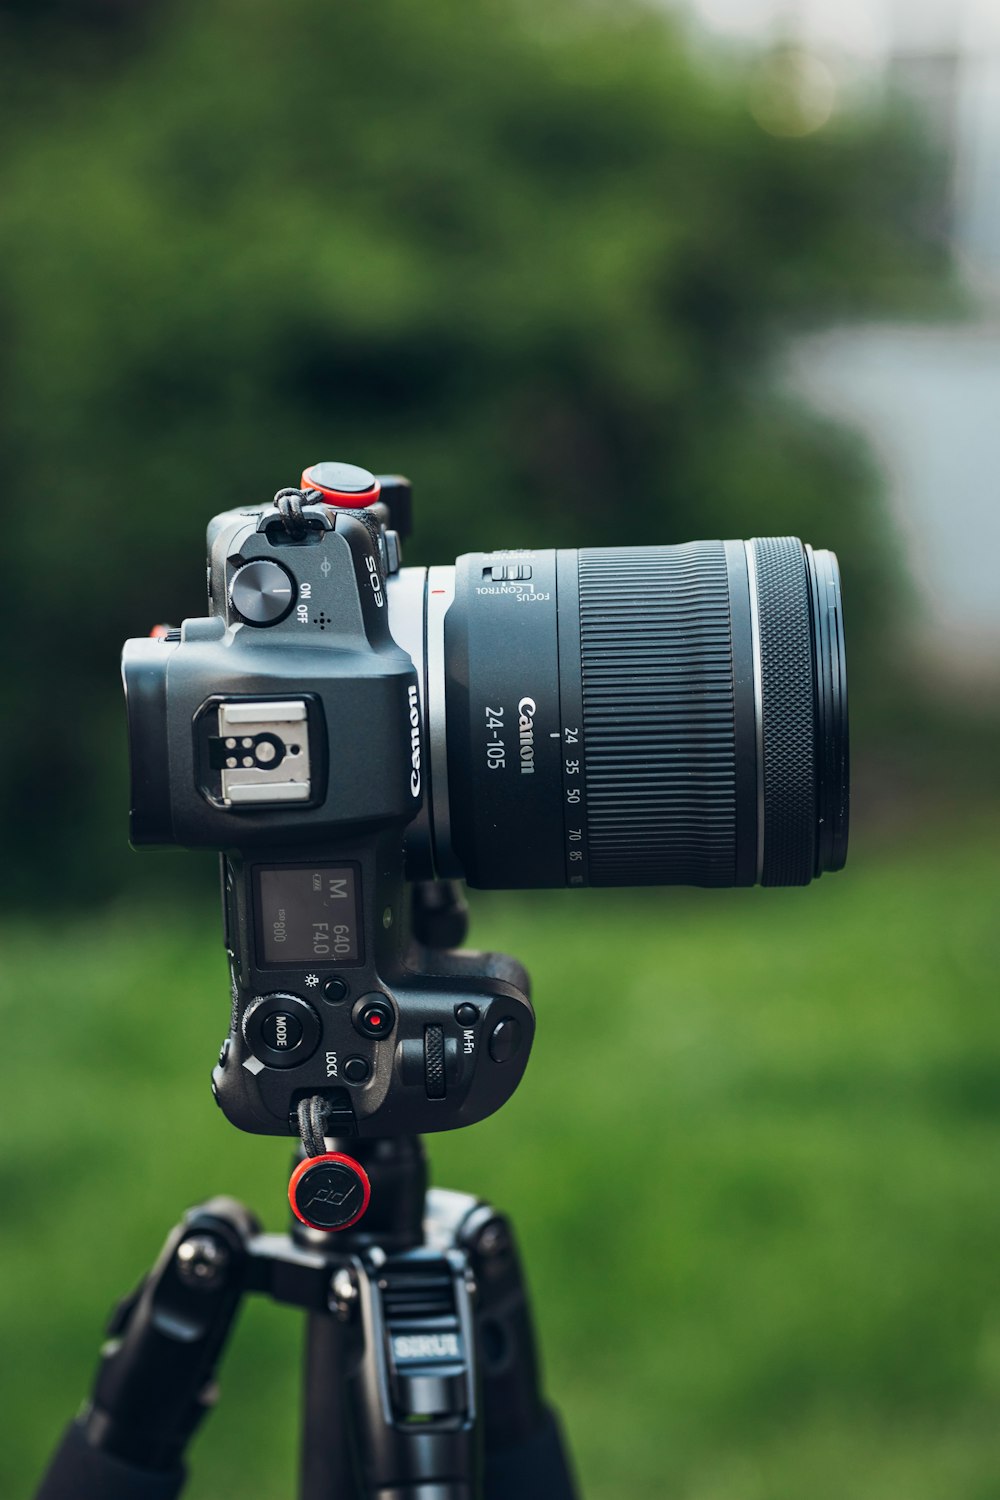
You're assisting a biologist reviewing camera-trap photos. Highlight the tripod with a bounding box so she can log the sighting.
[35,887,580,1500]
[35,1137,578,1500]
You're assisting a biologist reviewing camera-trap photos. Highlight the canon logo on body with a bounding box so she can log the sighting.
[408,685,421,797]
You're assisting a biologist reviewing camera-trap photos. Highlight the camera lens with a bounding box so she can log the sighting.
[389,538,847,889]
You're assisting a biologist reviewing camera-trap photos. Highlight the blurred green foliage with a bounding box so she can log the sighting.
[0,0,941,900]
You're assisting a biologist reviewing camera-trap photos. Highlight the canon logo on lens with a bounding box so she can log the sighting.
[517,698,537,776]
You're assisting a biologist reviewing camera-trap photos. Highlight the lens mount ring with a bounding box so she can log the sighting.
[425,565,460,878]
[386,567,435,879]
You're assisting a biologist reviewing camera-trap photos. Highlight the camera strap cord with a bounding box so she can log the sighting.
[273,486,321,541]
[289,1095,372,1233]
[297,1094,333,1159]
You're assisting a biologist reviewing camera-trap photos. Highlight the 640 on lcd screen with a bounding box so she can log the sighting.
[255,865,362,966]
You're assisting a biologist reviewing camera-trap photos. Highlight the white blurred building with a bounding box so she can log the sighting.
[683,0,1000,688]
[687,0,1000,285]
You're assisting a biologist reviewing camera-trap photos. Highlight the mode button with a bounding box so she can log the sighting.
[260,1012,303,1051]
[242,993,320,1069]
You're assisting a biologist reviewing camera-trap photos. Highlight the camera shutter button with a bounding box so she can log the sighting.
[230,560,297,626]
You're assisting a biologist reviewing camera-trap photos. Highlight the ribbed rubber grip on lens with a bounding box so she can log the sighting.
[578,543,737,886]
[753,538,816,886]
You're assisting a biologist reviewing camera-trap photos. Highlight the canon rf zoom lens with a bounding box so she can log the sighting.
[388,539,848,889]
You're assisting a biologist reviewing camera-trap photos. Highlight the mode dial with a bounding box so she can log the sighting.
[242,993,321,1069]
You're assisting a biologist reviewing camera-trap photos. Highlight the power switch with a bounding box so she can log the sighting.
[229,559,297,625]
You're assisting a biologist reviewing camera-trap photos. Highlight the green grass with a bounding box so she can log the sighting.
[4,823,999,1499]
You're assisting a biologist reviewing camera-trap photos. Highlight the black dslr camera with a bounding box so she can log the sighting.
[122,460,849,1146]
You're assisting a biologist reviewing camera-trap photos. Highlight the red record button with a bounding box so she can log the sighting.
[301,461,381,508]
[354,996,395,1039]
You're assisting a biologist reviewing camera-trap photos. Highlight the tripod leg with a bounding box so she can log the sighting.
[457,1205,579,1500]
[35,1197,259,1500]
[300,1311,361,1500]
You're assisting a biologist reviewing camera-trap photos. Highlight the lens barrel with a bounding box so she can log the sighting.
[389,537,848,890]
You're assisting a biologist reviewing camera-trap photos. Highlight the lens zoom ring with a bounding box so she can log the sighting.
[578,543,736,886]
[753,538,815,886]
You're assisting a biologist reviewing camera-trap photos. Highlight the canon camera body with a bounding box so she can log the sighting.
[122,461,848,1142]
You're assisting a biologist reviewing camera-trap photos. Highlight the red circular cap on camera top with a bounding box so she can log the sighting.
[301,461,381,508]
[288,1152,372,1233]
